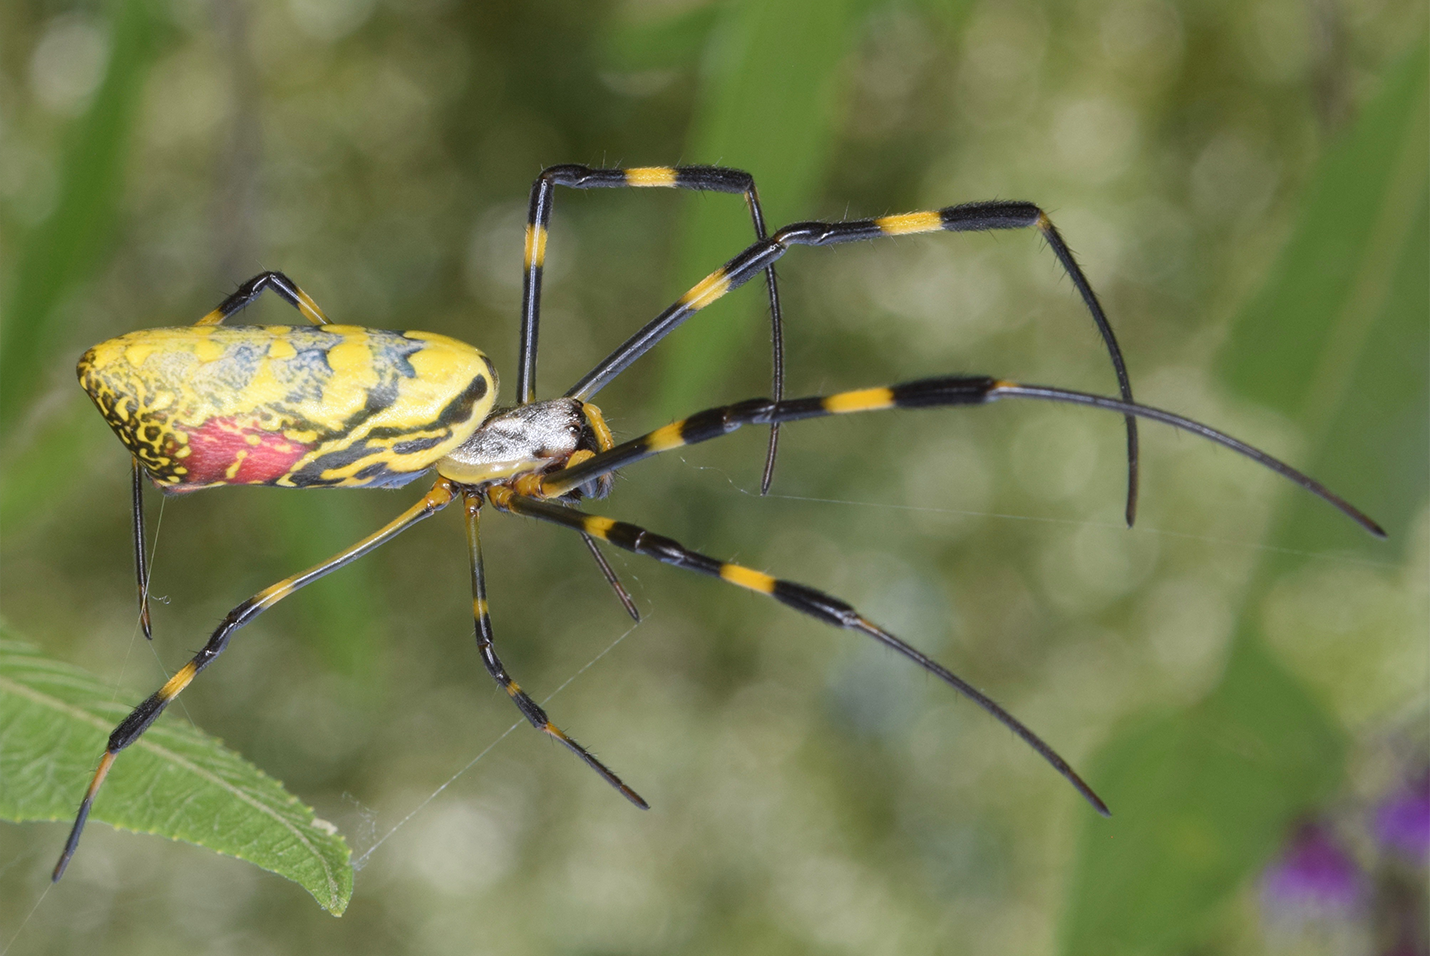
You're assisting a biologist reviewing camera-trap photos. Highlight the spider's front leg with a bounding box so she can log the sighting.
[521,164,786,492]
[566,201,1142,524]
[538,377,1383,538]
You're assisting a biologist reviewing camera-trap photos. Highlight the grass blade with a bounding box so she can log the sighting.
[1059,39,1427,956]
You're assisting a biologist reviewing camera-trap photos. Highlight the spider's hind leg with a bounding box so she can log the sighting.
[131,457,153,640]
[196,270,330,326]
[54,479,458,882]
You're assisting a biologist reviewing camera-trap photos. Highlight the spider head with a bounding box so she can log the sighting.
[436,397,613,499]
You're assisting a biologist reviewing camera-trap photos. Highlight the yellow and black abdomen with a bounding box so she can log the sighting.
[78,325,497,491]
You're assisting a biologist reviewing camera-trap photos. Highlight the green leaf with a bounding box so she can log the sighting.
[1220,40,1429,559]
[1219,44,1427,419]
[0,634,352,915]
[1059,39,1428,956]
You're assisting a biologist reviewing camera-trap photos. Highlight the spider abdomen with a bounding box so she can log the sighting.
[77,324,497,491]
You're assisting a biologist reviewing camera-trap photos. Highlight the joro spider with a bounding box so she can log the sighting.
[55,164,1384,881]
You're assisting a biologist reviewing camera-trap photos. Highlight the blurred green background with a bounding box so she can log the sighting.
[1,0,1425,953]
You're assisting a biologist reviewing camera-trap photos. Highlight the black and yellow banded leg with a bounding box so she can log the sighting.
[195,270,330,327]
[541,377,1007,497]
[523,164,786,493]
[566,200,1141,525]
[538,377,1384,537]
[486,486,1110,817]
[53,479,459,883]
[462,493,647,808]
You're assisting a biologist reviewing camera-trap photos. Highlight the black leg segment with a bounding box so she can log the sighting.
[521,164,786,492]
[196,270,330,326]
[52,480,457,882]
[487,486,1111,817]
[131,457,153,640]
[462,492,647,808]
[567,201,1140,522]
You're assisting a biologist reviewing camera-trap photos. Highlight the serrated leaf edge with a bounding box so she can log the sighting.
[0,647,346,912]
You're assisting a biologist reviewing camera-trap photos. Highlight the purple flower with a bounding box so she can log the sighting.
[1260,822,1365,920]
[1374,769,1430,864]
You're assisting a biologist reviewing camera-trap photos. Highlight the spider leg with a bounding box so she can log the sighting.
[487,486,1110,817]
[540,377,1384,538]
[121,271,332,634]
[52,479,458,883]
[195,270,330,326]
[565,202,1139,524]
[581,532,641,622]
[131,457,152,640]
[521,165,785,492]
[566,399,642,616]
[462,493,647,807]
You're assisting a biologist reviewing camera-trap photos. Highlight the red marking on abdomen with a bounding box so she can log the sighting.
[180,417,313,486]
